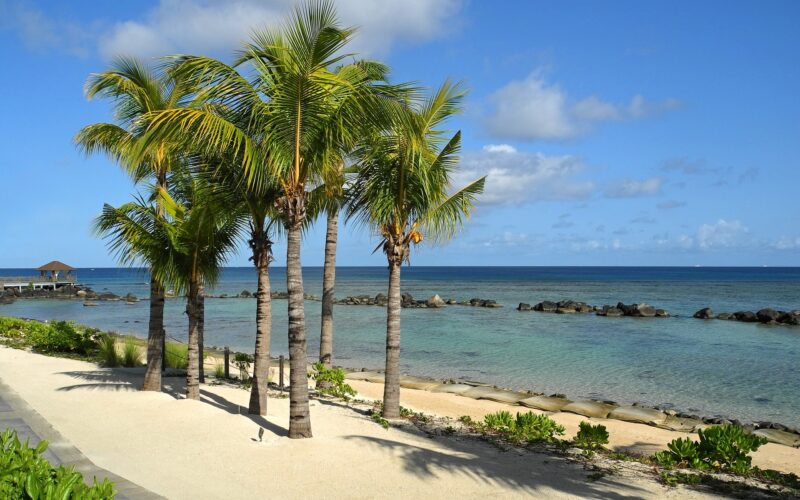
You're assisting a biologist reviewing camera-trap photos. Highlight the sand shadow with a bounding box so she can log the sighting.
[344,433,652,499]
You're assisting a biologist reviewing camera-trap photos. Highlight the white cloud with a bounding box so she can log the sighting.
[773,236,800,250]
[455,147,595,205]
[695,219,748,249]
[604,177,664,198]
[99,0,464,59]
[482,144,517,154]
[484,70,679,140]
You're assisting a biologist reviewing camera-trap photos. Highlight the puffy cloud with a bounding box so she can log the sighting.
[484,71,679,140]
[695,219,748,249]
[604,177,663,198]
[454,147,595,205]
[99,0,464,59]
[482,144,517,154]
[773,236,800,250]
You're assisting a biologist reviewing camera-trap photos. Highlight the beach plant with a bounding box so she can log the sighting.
[164,341,188,369]
[77,57,198,393]
[311,362,356,401]
[574,422,610,450]
[653,425,767,474]
[0,429,115,499]
[122,337,142,367]
[233,352,254,381]
[97,334,120,367]
[482,411,565,444]
[26,320,95,355]
[345,82,485,419]
[214,363,225,379]
[370,410,390,429]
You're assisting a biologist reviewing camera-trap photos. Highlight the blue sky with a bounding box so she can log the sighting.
[1,0,798,267]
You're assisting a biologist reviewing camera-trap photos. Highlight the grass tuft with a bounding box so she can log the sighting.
[121,337,142,367]
[97,334,120,367]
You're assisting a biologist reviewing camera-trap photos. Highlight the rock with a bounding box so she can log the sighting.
[717,312,733,320]
[734,311,758,323]
[446,299,457,305]
[83,301,98,307]
[518,395,573,412]
[629,303,656,317]
[429,383,474,395]
[399,375,441,391]
[517,303,531,311]
[240,290,253,298]
[98,292,120,301]
[753,428,800,447]
[608,406,668,426]
[658,415,704,432]
[561,400,617,418]
[756,308,780,324]
[344,371,382,381]
[655,309,669,317]
[777,312,800,326]
[475,389,529,404]
[533,301,558,312]
[124,293,138,302]
[693,307,714,319]
[426,294,446,308]
[75,290,87,297]
[597,306,623,317]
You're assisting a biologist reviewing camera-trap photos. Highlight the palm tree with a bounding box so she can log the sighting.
[137,0,393,438]
[346,82,485,418]
[76,57,193,392]
[158,171,243,400]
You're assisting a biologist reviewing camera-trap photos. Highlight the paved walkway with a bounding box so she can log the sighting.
[0,377,162,499]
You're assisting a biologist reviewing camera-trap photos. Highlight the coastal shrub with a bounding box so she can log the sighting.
[214,364,225,379]
[653,425,767,474]
[311,362,356,401]
[370,410,390,429]
[164,342,188,369]
[233,352,253,381]
[483,410,565,444]
[0,429,115,499]
[574,422,610,450]
[26,320,95,355]
[121,338,142,367]
[97,334,120,367]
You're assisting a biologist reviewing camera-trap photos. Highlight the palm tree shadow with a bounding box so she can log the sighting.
[55,369,287,437]
[344,430,653,499]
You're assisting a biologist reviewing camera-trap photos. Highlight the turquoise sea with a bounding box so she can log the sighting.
[2,266,799,427]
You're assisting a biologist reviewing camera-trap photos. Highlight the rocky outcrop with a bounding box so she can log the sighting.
[696,306,800,326]
[331,292,501,309]
[426,294,445,308]
[523,299,668,318]
[0,284,139,304]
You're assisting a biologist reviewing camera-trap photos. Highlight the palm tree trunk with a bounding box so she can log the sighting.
[198,283,205,384]
[249,229,272,415]
[142,276,165,391]
[318,208,337,382]
[286,217,312,438]
[186,277,201,400]
[382,260,402,419]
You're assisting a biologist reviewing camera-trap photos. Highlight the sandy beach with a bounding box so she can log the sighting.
[0,346,736,499]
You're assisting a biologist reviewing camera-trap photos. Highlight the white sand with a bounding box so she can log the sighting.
[0,346,756,499]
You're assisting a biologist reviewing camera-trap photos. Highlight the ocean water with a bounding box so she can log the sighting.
[2,266,800,427]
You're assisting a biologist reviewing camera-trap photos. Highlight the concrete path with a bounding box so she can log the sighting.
[0,377,162,500]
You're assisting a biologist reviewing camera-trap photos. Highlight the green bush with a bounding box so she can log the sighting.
[0,429,115,499]
[121,338,142,367]
[311,362,357,401]
[574,421,609,450]
[26,321,95,355]
[483,410,565,444]
[214,364,225,379]
[164,342,188,369]
[97,335,120,367]
[653,425,768,474]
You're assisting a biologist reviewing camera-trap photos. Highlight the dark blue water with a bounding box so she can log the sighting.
[2,266,799,426]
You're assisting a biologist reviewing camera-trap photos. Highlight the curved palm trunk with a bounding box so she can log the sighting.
[382,260,402,419]
[142,277,165,391]
[286,218,312,438]
[186,276,201,400]
[198,283,205,384]
[318,208,338,380]
[248,230,272,415]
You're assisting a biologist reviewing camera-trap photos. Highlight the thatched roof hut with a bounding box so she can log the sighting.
[36,261,76,272]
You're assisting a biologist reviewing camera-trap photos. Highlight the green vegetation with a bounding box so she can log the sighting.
[121,338,142,367]
[653,425,768,474]
[574,422,609,450]
[311,363,356,401]
[97,334,120,367]
[164,342,188,370]
[370,410,390,429]
[214,364,225,379]
[0,317,97,356]
[0,429,115,499]
[482,411,565,444]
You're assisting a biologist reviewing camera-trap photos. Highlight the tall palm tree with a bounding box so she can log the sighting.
[137,0,393,438]
[157,171,243,400]
[346,82,485,418]
[76,57,193,392]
